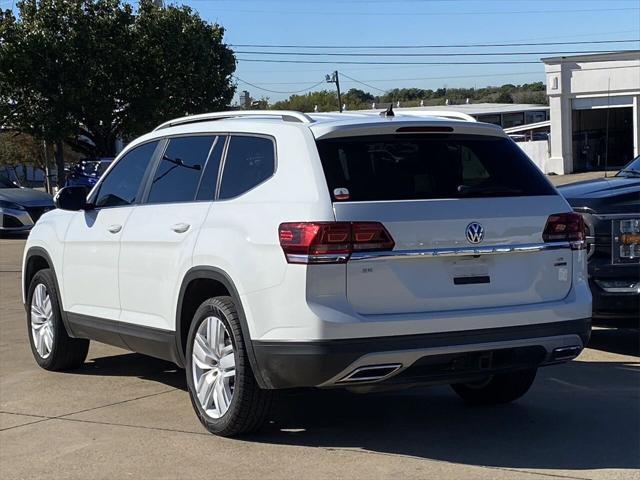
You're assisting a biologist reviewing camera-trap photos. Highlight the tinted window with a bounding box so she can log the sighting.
[219,136,275,199]
[196,136,226,201]
[147,136,215,204]
[94,141,158,207]
[316,134,555,201]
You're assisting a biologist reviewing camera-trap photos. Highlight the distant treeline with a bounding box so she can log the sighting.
[270,82,547,112]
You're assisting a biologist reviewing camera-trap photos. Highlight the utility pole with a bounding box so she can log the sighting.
[326,70,342,113]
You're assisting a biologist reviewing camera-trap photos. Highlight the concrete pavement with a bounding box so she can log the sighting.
[1,236,638,479]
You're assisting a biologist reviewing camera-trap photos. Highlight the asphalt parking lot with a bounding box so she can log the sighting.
[1,236,638,480]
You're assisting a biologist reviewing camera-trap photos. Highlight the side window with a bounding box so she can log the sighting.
[219,136,275,200]
[94,141,159,208]
[147,136,215,204]
[196,136,226,201]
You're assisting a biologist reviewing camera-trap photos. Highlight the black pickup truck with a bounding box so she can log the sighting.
[559,157,640,327]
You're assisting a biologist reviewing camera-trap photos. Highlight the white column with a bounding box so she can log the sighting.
[633,95,639,158]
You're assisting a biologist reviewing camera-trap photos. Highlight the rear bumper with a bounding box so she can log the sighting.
[252,318,591,389]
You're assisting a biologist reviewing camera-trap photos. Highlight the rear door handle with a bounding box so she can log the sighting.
[171,223,190,234]
[107,224,122,234]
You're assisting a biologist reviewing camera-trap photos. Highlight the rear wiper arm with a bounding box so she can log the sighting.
[457,185,524,195]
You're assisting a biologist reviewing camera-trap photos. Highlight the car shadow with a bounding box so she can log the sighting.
[253,360,640,471]
[588,327,639,357]
[74,352,187,391]
[75,351,640,472]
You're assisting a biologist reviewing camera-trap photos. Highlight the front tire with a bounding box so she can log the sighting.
[27,269,89,370]
[451,368,537,405]
[185,296,271,437]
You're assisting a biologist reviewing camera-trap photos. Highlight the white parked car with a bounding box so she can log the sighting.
[22,110,591,436]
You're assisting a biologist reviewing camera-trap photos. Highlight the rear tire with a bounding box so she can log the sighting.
[451,368,537,405]
[27,269,89,371]
[185,296,272,437]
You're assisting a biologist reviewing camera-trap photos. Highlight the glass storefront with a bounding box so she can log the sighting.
[572,107,633,172]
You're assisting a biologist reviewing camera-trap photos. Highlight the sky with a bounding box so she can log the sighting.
[3,0,640,102]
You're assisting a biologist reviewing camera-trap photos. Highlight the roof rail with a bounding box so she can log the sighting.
[154,110,315,131]
[395,110,477,122]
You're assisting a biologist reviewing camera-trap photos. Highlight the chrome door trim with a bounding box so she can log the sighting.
[350,241,576,261]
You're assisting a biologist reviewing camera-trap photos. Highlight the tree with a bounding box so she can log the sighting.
[495,91,514,103]
[272,90,338,112]
[0,0,236,186]
[342,88,374,109]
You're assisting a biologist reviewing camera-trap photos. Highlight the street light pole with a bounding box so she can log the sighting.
[325,70,342,113]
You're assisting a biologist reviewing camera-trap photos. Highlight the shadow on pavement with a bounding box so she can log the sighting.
[76,350,639,472]
[255,360,640,471]
[75,353,186,391]
[588,328,640,357]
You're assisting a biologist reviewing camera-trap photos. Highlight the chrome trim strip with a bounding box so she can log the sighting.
[337,364,403,384]
[286,253,350,264]
[350,241,575,261]
[595,213,640,220]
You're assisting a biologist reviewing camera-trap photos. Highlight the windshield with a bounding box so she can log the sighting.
[0,172,19,188]
[617,156,640,176]
[316,134,556,201]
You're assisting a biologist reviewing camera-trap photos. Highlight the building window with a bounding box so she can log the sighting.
[502,112,525,129]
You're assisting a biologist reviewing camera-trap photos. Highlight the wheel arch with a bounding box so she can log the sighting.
[23,246,72,334]
[175,266,266,388]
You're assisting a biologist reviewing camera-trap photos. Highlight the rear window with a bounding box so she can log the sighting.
[316,134,555,201]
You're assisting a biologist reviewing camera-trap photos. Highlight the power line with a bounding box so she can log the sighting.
[237,71,545,86]
[230,39,640,49]
[237,58,543,65]
[233,76,326,94]
[196,6,640,16]
[234,49,639,57]
[339,72,387,93]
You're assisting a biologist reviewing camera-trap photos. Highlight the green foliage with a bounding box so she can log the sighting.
[274,82,548,112]
[342,88,374,110]
[0,0,235,185]
[271,90,338,112]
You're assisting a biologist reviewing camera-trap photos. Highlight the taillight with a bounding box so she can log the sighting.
[278,222,395,264]
[542,212,585,249]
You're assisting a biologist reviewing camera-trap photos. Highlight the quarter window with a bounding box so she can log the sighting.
[94,141,159,208]
[219,136,275,199]
[147,136,215,204]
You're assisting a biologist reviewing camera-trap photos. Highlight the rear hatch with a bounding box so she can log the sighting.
[315,131,574,315]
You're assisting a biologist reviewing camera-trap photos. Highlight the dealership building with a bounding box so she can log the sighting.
[542,51,640,174]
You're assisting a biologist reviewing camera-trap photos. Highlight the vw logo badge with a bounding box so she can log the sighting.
[466,222,484,244]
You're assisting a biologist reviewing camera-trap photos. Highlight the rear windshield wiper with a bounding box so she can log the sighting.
[457,185,525,196]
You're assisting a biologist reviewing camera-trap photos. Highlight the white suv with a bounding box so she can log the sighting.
[22,110,591,436]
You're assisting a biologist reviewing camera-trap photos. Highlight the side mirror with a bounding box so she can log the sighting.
[53,186,91,211]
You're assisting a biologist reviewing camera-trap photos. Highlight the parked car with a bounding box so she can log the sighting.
[22,110,591,437]
[559,156,640,326]
[0,171,54,233]
[64,158,114,188]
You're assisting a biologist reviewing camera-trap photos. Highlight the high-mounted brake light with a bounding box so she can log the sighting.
[542,213,585,249]
[278,222,395,264]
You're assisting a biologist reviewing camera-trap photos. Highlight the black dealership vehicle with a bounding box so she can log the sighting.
[0,173,54,233]
[559,157,640,326]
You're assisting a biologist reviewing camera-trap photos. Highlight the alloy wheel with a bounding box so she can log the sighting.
[191,316,236,419]
[30,283,54,359]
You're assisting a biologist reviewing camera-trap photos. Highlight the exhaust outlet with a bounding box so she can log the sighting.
[337,364,402,383]
[552,345,582,361]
